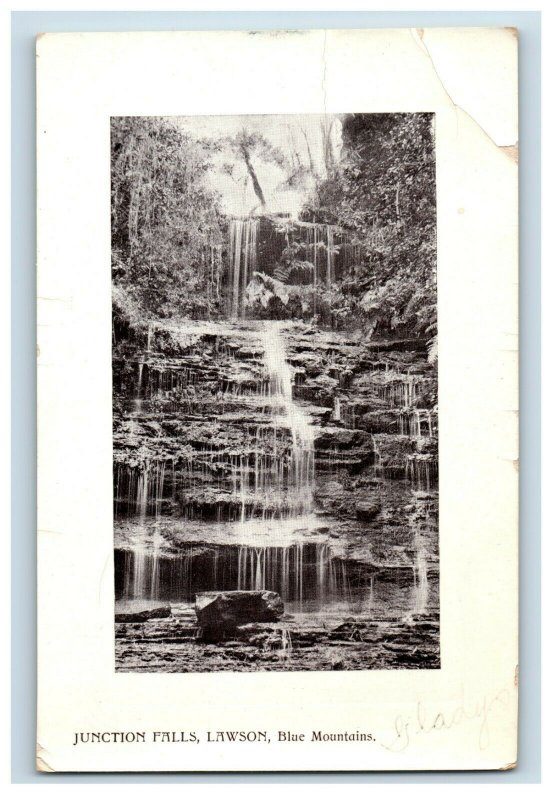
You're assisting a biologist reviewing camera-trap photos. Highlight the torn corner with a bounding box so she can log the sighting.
[36,743,55,773]
[36,756,54,773]
[500,761,518,771]
[500,144,519,164]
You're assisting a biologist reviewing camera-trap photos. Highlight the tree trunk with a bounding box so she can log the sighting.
[241,146,266,207]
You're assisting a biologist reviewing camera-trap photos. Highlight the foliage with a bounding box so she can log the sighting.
[271,220,318,284]
[112,114,437,347]
[111,117,225,321]
[302,113,437,338]
[220,129,286,210]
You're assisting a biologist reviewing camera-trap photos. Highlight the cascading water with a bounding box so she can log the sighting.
[115,219,437,629]
[377,375,420,408]
[118,541,349,610]
[127,460,166,599]
[399,409,435,438]
[228,218,259,318]
[326,224,334,285]
[412,540,429,615]
[302,222,339,288]
[260,321,315,516]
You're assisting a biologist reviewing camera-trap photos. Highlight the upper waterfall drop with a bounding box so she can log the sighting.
[228,218,259,319]
[226,217,348,321]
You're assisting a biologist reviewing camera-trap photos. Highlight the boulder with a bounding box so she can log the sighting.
[314,426,370,450]
[195,590,284,637]
[115,605,171,623]
[356,501,381,522]
[300,374,339,403]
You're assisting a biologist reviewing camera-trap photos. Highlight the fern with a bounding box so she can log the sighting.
[274,259,315,284]
[427,335,438,365]
[274,264,291,283]
[245,272,290,307]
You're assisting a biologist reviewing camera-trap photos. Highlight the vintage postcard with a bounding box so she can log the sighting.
[37,28,518,771]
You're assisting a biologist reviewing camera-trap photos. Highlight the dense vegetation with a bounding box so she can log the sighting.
[303,113,437,341]
[111,113,436,345]
[111,117,226,323]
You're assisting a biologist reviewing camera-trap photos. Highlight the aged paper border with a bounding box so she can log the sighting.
[36,28,518,772]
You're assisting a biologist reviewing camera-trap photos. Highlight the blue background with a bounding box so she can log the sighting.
[11,9,541,784]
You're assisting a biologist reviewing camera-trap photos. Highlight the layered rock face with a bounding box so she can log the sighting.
[113,320,437,523]
[113,314,438,671]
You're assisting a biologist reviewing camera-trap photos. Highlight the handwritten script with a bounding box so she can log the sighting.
[381,686,512,752]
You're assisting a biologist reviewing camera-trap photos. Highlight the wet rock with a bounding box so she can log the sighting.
[359,411,400,433]
[415,436,438,455]
[288,352,325,376]
[314,480,350,515]
[195,590,284,639]
[362,339,428,353]
[316,479,345,496]
[356,501,381,522]
[314,427,371,450]
[300,374,339,403]
[115,606,172,623]
[298,403,332,422]
[236,346,263,359]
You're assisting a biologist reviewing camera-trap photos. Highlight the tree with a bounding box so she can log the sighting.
[111,117,225,321]
[223,129,286,211]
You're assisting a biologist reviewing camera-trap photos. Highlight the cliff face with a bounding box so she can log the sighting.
[112,317,439,671]
[113,320,437,521]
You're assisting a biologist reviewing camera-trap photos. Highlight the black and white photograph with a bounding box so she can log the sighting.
[111,112,439,672]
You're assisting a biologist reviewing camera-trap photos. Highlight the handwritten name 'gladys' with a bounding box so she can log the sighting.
[381,688,511,753]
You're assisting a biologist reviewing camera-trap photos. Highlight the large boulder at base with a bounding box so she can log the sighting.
[115,605,171,623]
[195,590,284,636]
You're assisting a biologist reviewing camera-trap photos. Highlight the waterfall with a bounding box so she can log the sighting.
[260,322,315,515]
[130,465,149,599]
[118,541,347,607]
[412,531,429,615]
[146,322,153,352]
[118,321,316,525]
[398,409,436,438]
[226,218,344,317]
[125,460,166,599]
[135,361,145,413]
[228,218,259,318]
[313,225,318,289]
[372,435,382,477]
[378,376,420,408]
[405,455,437,490]
[326,225,334,285]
